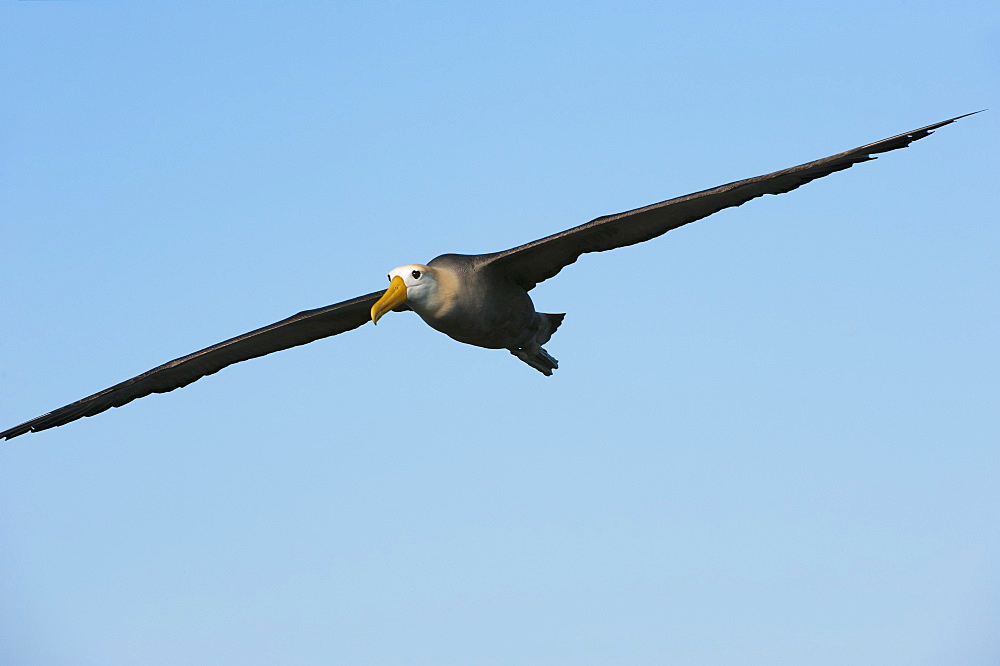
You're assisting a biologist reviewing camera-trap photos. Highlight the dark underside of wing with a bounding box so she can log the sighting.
[1,291,382,440]
[481,113,977,291]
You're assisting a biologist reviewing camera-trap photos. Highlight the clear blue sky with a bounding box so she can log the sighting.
[1,3,997,664]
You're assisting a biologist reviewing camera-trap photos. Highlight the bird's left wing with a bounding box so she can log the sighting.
[479,113,977,291]
[1,291,383,440]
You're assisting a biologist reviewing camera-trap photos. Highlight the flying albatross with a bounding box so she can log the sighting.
[0,113,978,440]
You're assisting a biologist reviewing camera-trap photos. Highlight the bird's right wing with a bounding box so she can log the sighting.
[1,291,383,440]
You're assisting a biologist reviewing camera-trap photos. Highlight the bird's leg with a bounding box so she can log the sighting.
[509,345,559,376]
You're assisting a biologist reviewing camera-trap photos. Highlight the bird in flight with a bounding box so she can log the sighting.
[1,113,978,440]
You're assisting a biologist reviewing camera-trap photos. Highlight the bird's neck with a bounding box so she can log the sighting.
[412,266,462,320]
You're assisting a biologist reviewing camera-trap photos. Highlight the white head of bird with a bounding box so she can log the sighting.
[371,263,443,324]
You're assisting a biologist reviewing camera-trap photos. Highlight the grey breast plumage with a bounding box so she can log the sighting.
[0,112,978,440]
[419,254,566,375]
[422,253,546,349]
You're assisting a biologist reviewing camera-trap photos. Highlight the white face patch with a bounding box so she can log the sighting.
[385,263,458,319]
[387,264,430,288]
[387,264,436,308]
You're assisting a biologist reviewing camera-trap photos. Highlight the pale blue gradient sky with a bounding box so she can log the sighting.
[1,3,998,664]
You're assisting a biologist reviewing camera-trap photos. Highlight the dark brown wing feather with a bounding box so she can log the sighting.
[1,291,382,440]
[481,113,978,291]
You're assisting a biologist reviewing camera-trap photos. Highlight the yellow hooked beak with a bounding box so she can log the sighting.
[371,275,408,325]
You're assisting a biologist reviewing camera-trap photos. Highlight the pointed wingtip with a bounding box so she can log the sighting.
[947,109,986,122]
[922,110,984,133]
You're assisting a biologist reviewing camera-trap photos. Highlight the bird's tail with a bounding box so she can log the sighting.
[508,312,565,375]
[536,313,565,346]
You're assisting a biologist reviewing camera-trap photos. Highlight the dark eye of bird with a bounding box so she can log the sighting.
[412,270,421,279]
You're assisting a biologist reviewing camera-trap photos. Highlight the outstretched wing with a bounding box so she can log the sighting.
[1,291,383,440]
[482,113,978,291]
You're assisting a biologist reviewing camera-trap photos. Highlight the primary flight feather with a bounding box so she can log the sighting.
[1,113,977,440]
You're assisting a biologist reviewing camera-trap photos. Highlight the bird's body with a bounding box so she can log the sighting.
[0,112,980,440]
[375,256,566,373]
